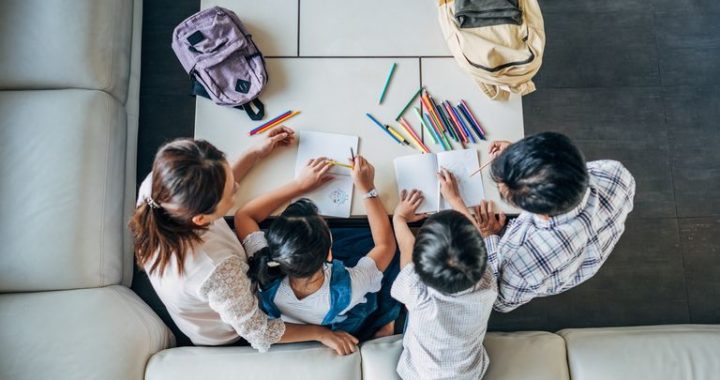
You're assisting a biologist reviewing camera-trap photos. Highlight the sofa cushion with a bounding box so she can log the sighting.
[145,343,362,380]
[559,325,720,380]
[0,90,127,292]
[0,285,174,380]
[360,332,570,380]
[0,0,134,101]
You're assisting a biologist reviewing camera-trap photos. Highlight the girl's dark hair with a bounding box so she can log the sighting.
[129,139,227,277]
[413,210,487,294]
[491,132,589,216]
[250,199,332,289]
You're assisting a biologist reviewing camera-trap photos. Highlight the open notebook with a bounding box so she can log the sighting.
[394,149,485,214]
[294,131,359,218]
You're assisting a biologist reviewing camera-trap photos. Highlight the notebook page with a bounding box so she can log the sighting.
[393,153,440,214]
[437,149,485,210]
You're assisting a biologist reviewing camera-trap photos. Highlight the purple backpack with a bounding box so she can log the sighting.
[172,7,267,120]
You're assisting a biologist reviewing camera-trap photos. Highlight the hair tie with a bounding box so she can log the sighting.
[267,260,280,268]
[145,196,161,209]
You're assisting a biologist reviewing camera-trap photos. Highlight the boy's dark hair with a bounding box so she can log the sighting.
[491,132,589,216]
[413,210,487,294]
[250,199,332,289]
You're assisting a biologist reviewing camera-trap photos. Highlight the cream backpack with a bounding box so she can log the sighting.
[438,0,545,100]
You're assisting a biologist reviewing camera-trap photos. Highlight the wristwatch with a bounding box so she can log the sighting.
[363,188,379,199]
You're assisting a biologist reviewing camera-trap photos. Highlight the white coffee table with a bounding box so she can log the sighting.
[195,0,524,216]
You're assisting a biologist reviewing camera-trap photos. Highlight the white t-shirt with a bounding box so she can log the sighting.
[243,231,383,325]
[137,175,284,350]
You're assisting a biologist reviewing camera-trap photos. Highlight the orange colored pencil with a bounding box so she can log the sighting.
[421,93,444,133]
[249,111,301,135]
[399,117,430,153]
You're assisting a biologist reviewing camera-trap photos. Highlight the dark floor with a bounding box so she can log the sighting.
[133,0,720,344]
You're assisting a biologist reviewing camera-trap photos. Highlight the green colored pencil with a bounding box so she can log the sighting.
[378,62,397,104]
[395,87,423,121]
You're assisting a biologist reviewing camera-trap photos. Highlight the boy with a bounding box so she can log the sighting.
[391,169,498,380]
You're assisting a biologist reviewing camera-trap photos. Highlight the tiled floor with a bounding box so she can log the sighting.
[135,0,720,342]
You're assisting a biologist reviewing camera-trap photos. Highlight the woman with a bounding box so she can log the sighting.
[129,127,358,355]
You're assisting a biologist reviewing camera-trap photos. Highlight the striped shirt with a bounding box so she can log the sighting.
[486,160,636,312]
[391,264,497,380]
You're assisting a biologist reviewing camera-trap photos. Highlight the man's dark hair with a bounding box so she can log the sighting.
[413,210,487,294]
[491,132,589,216]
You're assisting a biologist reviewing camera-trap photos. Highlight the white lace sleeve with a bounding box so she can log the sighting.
[198,255,285,352]
[242,231,269,258]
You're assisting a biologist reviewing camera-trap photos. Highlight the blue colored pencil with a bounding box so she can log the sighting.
[423,113,447,150]
[378,63,397,104]
[435,102,458,142]
[414,107,438,144]
[366,113,401,144]
[429,96,457,141]
[451,104,476,143]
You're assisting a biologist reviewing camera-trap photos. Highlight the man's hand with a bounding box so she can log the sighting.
[474,200,507,237]
[317,328,359,356]
[394,189,426,222]
[351,156,375,193]
[295,157,333,192]
[438,168,462,203]
[488,140,512,158]
[251,126,295,159]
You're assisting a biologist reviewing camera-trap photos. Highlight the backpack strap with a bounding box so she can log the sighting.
[237,98,265,121]
[257,278,283,319]
[321,261,352,326]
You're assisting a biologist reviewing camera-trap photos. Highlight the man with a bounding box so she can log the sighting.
[475,132,636,312]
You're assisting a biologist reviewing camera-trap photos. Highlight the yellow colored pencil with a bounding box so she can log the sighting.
[250,111,301,135]
[329,160,353,169]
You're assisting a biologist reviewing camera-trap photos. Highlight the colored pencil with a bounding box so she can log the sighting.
[399,117,431,153]
[442,101,468,143]
[378,62,397,104]
[250,110,291,134]
[469,157,495,177]
[350,147,355,161]
[366,113,401,144]
[424,112,448,151]
[460,100,487,137]
[249,110,300,135]
[456,104,482,140]
[386,125,411,146]
[395,87,423,121]
[414,107,439,144]
[422,95,453,150]
[435,101,459,142]
[450,106,479,144]
[329,160,353,169]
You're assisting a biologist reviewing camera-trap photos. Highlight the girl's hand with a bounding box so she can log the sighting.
[350,156,375,193]
[488,140,512,157]
[438,168,461,203]
[394,189,426,222]
[252,126,295,159]
[295,157,333,192]
[317,329,359,356]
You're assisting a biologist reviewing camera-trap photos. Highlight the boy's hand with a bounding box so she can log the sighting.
[474,200,507,237]
[317,329,359,356]
[394,189,426,222]
[295,157,333,192]
[252,126,296,159]
[438,168,462,203]
[351,156,375,193]
[488,140,512,157]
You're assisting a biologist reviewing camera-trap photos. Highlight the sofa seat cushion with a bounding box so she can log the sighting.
[360,332,570,380]
[0,0,134,101]
[0,90,127,292]
[145,342,361,380]
[559,325,720,380]
[0,285,174,380]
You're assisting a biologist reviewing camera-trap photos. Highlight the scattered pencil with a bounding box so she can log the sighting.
[470,158,495,177]
[366,113,402,145]
[385,124,411,146]
[395,87,423,121]
[414,107,439,144]
[378,62,397,104]
[249,110,300,135]
[460,100,487,137]
[350,147,356,161]
[399,117,431,153]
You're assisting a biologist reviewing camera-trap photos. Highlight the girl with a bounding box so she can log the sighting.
[128,127,359,355]
[235,156,401,340]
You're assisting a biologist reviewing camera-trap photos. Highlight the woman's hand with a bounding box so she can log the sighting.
[394,189,426,222]
[251,126,295,160]
[295,157,333,192]
[351,156,375,193]
[473,200,507,238]
[317,328,359,356]
[488,140,512,158]
[438,168,461,203]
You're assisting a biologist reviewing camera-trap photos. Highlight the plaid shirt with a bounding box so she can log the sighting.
[485,160,636,312]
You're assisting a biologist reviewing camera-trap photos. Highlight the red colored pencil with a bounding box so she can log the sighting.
[249,110,292,135]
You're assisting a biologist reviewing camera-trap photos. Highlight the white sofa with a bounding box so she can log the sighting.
[1,1,719,380]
